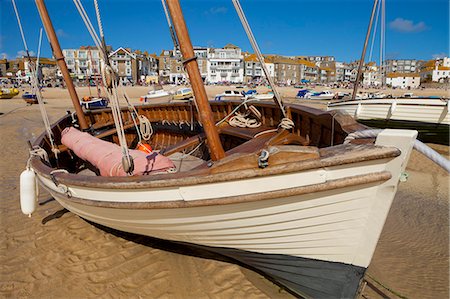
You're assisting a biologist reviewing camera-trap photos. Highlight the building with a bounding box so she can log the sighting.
[304,56,335,63]
[0,59,9,77]
[158,47,208,84]
[362,62,382,87]
[334,62,353,82]
[265,56,301,85]
[134,50,159,84]
[363,70,382,87]
[419,58,450,83]
[386,73,420,89]
[207,44,244,84]
[296,59,319,83]
[62,46,102,81]
[5,56,57,83]
[109,47,138,84]
[384,59,417,74]
[158,49,172,83]
[243,53,274,84]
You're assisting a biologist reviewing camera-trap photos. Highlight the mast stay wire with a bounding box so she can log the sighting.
[368,0,381,63]
[11,0,59,157]
[161,0,192,88]
[232,0,288,121]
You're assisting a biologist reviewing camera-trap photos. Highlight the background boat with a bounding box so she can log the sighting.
[80,96,109,110]
[0,87,19,99]
[327,97,449,144]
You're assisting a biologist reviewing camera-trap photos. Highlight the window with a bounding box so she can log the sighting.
[126,61,131,66]
[219,52,226,58]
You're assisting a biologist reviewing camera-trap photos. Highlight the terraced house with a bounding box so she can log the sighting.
[243,53,274,84]
[207,44,244,84]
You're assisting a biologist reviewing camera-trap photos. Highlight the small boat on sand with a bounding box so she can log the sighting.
[214,90,243,101]
[140,86,172,102]
[22,91,38,104]
[80,96,109,110]
[0,88,19,99]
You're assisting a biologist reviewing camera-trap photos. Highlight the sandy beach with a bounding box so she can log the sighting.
[0,86,448,298]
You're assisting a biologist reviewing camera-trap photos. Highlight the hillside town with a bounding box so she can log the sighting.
[1,44,449,90]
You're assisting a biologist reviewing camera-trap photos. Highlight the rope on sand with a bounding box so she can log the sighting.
[344,129,450,173]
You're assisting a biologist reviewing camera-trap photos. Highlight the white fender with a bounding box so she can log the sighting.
[387,101,397,120]
[355,102,362,119]
[20,168,37,217]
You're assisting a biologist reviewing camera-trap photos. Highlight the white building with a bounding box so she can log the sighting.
[108,47,137,84]
[386,73,420,89]
[421,58,450,83]
[62,46,102,80]
[207,44,244,84]
[362,63,382,87]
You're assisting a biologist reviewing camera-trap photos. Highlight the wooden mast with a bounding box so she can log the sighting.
[351,0,379,101]
[35,0,88,130]
[165,0,225,161]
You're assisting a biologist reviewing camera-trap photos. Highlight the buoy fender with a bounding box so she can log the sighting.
[20,169,37,216]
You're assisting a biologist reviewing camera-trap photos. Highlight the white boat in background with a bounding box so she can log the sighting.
[214,90,243,101]
[140,87,172,102]
[327,97,450,144]
[251,92,274,100]
[306,90,336,100]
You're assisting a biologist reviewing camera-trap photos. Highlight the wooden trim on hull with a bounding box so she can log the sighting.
[45,171,391,209]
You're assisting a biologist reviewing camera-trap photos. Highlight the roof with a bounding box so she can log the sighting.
[267,55,300,65]
[386,72,420,78]
[223,43,240,49]
[244,53,272,63]
[297,59,317,68]
[109,47,136,59]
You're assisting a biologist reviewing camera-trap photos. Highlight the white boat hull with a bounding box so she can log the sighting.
[327,98,449,125]
[36,130,416,270]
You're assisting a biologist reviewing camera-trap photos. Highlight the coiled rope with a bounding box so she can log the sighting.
[345,129,450,172]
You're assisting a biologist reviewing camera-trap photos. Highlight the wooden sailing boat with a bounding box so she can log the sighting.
[327,0,449,145]
[23,0,418,297]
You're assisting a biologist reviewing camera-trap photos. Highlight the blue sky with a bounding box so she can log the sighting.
[1,0,448,63]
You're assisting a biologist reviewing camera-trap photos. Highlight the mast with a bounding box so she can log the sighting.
[35,0,88,130]
[165,0,225,161]
[351,0,379,101]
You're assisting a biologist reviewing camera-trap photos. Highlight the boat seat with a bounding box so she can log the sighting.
[168,152,206,172]
[218,124,275,140]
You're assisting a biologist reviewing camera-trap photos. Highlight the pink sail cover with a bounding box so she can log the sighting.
[61,127,175,176]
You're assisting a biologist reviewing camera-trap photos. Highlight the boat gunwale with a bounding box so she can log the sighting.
[52,171,392,209]
[30,101,398,189]
[328,99,450,107]
[31,144,399,189]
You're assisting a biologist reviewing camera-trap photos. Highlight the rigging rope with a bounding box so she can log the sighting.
[232,0,288,120]
[12,0,59,157]
[344,129,450,173]
[73,0,134,174]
